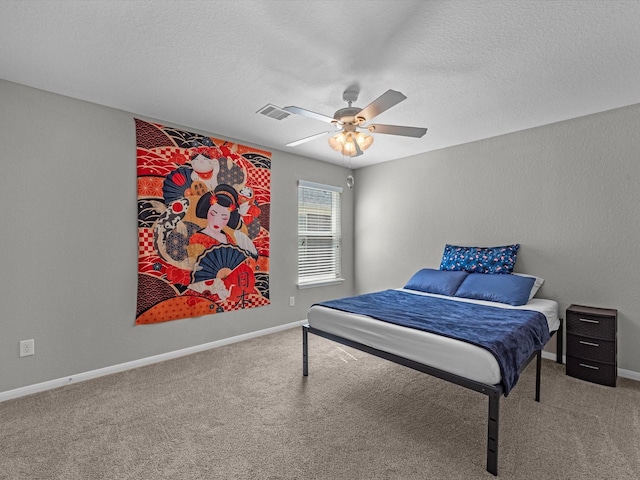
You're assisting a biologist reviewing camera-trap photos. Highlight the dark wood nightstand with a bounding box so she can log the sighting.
[565,304,617,387]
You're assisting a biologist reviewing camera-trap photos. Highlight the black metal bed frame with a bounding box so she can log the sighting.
[302,320,563,476]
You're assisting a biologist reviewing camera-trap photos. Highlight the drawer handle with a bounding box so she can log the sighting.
[579,363,600,370]
[579,340,600,347]
[579,318,600,324]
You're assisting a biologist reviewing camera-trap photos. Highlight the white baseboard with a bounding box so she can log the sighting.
[541,351,561,362]
[541,351,640,382]
[0,320,307,403]
[617,367,640,382]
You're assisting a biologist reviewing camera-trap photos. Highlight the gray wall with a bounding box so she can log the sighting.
[354,104,640,374]
[3,78,639,394]
[0,80,355,393]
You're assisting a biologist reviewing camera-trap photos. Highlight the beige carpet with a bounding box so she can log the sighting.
[1,327,639,480]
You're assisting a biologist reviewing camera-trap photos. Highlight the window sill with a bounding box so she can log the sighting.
[297,278,345,289]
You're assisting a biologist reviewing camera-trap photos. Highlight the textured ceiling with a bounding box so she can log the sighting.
[2,0,639,169]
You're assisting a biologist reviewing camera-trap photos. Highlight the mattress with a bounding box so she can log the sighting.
[307,288,560,386]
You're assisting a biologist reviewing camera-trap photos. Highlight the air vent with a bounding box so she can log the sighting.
[257,104,291,120]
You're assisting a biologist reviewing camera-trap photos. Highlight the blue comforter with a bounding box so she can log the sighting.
[316,289,550,394]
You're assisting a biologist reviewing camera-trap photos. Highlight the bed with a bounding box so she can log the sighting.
[302,245,563,476]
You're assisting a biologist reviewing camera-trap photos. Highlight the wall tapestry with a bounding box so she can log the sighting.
[135,119,271,325]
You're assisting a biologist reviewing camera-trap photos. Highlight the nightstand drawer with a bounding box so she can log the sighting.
[566,312,616,339]
[566,355,616,387]
[566,335,615,363]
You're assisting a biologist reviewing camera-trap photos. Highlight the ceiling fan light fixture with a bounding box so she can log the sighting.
[328,131,373,156]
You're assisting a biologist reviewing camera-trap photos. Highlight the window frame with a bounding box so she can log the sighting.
[297,180,344,288]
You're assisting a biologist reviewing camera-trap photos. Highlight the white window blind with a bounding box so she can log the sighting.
[297,180,343,287]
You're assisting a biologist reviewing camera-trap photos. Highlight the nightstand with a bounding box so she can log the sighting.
[566,304,617,387]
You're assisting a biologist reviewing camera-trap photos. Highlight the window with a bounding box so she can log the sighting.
[297,180,343,287]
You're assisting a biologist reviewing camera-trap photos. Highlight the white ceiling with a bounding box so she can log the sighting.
[2,0,639,169]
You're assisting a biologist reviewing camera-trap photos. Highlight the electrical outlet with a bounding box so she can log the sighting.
[19,339,35,357]
[289,296,295,307]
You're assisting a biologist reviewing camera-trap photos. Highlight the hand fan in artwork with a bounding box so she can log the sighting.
[162,166,194,203]
[192,245,247,283]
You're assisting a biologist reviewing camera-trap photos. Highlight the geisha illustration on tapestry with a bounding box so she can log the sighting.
[135,119,271,325]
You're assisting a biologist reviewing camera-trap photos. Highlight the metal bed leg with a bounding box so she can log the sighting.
[535,350,542,402]
[487,391,500,476]
[303,325,309,376]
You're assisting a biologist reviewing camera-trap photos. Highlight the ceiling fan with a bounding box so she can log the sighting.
[283,88,427,157]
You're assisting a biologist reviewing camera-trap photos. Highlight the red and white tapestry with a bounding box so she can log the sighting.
[135,119,271,325]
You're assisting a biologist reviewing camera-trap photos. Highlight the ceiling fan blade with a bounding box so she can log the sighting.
[285,130,333,147]
[367,124,427,138]
[283,106,336,124]
[356,89,407,122]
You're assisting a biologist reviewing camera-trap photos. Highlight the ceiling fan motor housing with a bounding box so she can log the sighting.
[333,107,363,125]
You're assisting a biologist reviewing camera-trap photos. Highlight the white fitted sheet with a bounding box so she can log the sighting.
[307,289,560,386]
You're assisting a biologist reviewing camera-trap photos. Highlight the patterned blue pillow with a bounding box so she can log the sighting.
[439,244,520,274]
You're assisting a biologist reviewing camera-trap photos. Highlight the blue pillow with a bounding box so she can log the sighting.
[454,273,535,306]
[404,269,470,296]
[439,244,520,274]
